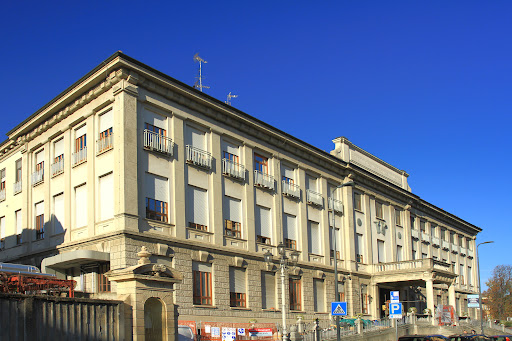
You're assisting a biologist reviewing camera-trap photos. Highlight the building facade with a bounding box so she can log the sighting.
[0,52,481,326]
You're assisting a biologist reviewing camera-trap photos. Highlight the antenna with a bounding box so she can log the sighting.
[193,53,210,92]
[225,92,238,105]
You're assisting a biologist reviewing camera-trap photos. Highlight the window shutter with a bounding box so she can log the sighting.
[282,166,294,180]
[35,201,44,217]
[54,139,64,158]
[256,206,271,238]
[53,194,65,234]
[145,173,168,202]
[147,111,166,130]
[0,217,5,239]
[283,214,297,241]
[187,186,208,226]
[224,197,241,223]
[192,262,211,273]
[308,221,321,254]
[262,272,276,309]
[307,176,317,191]
[224,142,239,156]
[99,173,114,221]
[75,184,87,228]
[75,125,87,138]
[36,150,44,165]
[229,268,246,293]
[314,279,325,312]
[99,110,113,133]
[187,127,205,150]
[16,211,22,235]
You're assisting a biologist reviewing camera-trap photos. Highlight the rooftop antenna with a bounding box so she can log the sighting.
[225,92,238,105]
[193,53,210,92]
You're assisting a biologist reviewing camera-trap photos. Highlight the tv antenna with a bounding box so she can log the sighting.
[225,92,238,105]
[193,53,210,92]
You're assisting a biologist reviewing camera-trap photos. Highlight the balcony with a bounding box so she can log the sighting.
[72,147,87,166]
[31,169,44,186]
[421,233,430,244]
[467,249,474,258]
[97,133,114,154]
[442,240,450,250]
[222,158,245,181]
[411,229,419,239]
[306,189,323,207]
[144,130,173,156]
[282,180,300,199]
[328,198,344,214]
[371,258,456,285]
[451,244,459,254]
[254,170,274,190]
[432,237,440,247]
[460,247,467,256]
[0,189,5,202]
[186,145,211,169]
[51,158,64,177]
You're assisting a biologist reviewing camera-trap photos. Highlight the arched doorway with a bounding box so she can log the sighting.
[145,297,166,341]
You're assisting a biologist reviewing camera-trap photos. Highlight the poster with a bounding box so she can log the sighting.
[211,327,221,337]
[205,325,211,333]
[468,294,480,308]
[222,327,236,341]
[249,328,273,337]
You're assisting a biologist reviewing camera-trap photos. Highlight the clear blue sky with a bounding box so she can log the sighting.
[1,1,509,288]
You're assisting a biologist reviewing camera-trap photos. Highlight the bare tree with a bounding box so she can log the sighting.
[484,265,512,321]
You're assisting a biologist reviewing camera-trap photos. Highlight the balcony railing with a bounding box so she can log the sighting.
[186,145,211,169]
[421,233,430,244]
[31,169,44,186]
[411,229,419,239]
[432,237,440,247]
[97,133,114,154]
[0,189,5,202]
[282,180,300,198]
[451,244,459,254]
[467,249,474,258]
[51,158,64,177]
[328,198,344,214]
[72,147,87,166]
[442,240,450,250]
[254,170,274,190]
[306,189,323,207]
[371,258,454,274]
[144,130,174,156]
[460,247,467,256]
[222,158,245,180]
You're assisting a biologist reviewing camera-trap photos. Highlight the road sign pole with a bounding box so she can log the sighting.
[395,319,398,340]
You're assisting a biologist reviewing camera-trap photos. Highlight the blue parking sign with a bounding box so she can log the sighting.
[389,302,402,319]
[331,302,347,316]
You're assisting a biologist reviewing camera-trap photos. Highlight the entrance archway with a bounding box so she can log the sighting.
[145,297,166,341]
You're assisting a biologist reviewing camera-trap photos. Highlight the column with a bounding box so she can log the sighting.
[370,283,380,319]
[448,281,456,308]
[425,277,435,324]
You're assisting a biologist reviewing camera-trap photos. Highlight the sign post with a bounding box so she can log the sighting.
[389,302,403,341]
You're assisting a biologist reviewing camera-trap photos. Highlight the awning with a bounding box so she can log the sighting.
[41,250,110,272]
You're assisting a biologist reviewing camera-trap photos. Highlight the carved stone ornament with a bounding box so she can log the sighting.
[137,246,151,265]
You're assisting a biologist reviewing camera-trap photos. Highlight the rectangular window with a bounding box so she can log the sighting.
[329,226,341,259]
[145,174,168,223]
[53,193,65,235]
[283,214,297,250]
[254,154,268,174]
[16,210,22,244]
[98,110,113,153]
[356,233,364,263]
[281,166,295,184]
[54,138,64,162]
[377,240,385,263]
[412,240,418,260]
[0,216,5,249]
[467,267,472,286]
[0,168,5,191]
[229,267,246,307]
[375,201,383,219]
[395,209,402,226]
[420,221,426,233]
[308,221,321,255]
[313,279,325,312]
[193,262,212,305]
[186,186,208,231]
[73,125,87,165]
[15,159,22,182]
[97,263,111,292]
[306,175,317,192]
[35,150,44,172]
[410,216,416,230]
[255,205,272,244]
[289,277,302,311]
[224,196,242,238]
[338,282,345,302]
[396,245,403,262]
[460,264,465,285]
[354,192,362,211]
[187,126,206,151]
[441,228,446,241]
[223,150,239,164]
[35,201,44,240]
[145,122,166,136]
[99,173,114,221]
[262,272,276,309]
[75,184,87,228]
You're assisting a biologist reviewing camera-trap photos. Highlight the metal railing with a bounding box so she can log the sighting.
[282,180,300,198]
[306,189,323,206]
[31,169,44,186]
[254,170,274,190]
[51,158,64,177]
[328,197,344,214]
[72,147,87,166]
[96,133,114,154]
[186,145,211,169]
[13,181,22,194]
[143,130,173,155]
[222,158,245,180]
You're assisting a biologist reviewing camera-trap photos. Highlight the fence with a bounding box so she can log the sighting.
[0,293,124,341]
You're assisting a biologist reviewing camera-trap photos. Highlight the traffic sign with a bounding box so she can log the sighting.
[390,291,399,303]
[331,302,347,316]
[389,302,402,319]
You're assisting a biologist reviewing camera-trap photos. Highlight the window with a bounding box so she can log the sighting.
[254,154,268,174]
[354,192,362,211]
[35,202,44,240]
[99,173,114,221]
[14,159,22,193]
[97,263,111,292]
[15,210,22,244]
[145,122,166,136]
[308,221,321,255]
[0,216,5,249]
[396,245,403,262]
[412,240,418,260]
[283,214,297,250]
[467,238,472,250]
[395,209,402,226]
[98,110,113,153]
[52,138,65,176]
[262,272,276,309]
[75,184,87,228]
[361,285,369,314]
[289,277,301,311]
[222,143,244,179]
[330,226,341,259]
[449,231,454,244]
[460,264,465,285]
[313,279,325,312]
[441,228,446,241]
[35,150,44,172]
[73,125,87,165]
[467,267,472,286]
[410,216,416,230]
[377,240,385,263]
[338,282,345,302]
[186,186,208,231]
[53,193,65,235]
[229,267,246,307]
[145,174,168,223]
[224,197,242,238]
[356,233,364,263]
[0,168,5,191]
[33,149,45,185]
[375,201,383,219]
[255,205,272,244]
[144,122,173,155]
[420,221,426,233]
[306,175,317,192]
[193,262,212,305]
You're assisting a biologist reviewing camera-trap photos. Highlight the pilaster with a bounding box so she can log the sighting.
[210,131,223,245]
[342,177,356,271]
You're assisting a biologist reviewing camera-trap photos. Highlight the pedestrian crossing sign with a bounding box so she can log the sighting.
[331,302,348,316]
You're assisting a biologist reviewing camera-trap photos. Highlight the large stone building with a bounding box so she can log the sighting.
[0,52,480,328]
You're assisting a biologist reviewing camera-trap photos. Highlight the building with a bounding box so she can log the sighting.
[0,52,481,330]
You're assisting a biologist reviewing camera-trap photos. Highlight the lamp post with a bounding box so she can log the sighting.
[476,240,493,335]
[331,180,355,341]
[264,243,299,341]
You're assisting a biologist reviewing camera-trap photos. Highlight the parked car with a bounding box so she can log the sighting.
[449,335,492,341]
[399,335,449,341]
[178,325,195,341]
[489,336,512,341]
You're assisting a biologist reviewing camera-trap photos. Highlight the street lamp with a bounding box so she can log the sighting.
[477,240,494,335]
[264,243,299,341]
[331,180,355,341]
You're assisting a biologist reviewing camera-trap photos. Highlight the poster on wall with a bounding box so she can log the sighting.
[211,327,221,338]
[467,294,480,308]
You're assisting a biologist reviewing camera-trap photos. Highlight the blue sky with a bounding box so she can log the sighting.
[1,1,509,288]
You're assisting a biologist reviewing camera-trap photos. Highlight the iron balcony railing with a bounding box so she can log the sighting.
[51,158,64,177]
[282,180,300,198]
[222,158,245,180]
[306,189,323,207]
[186,145,211,169]
[31,169,44,186]
[328,197,343,214]
[0,189,5,202]
[254,170,274,190]
[143,130,174,156]
[72,147,87,166]
[96,133,114,154]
